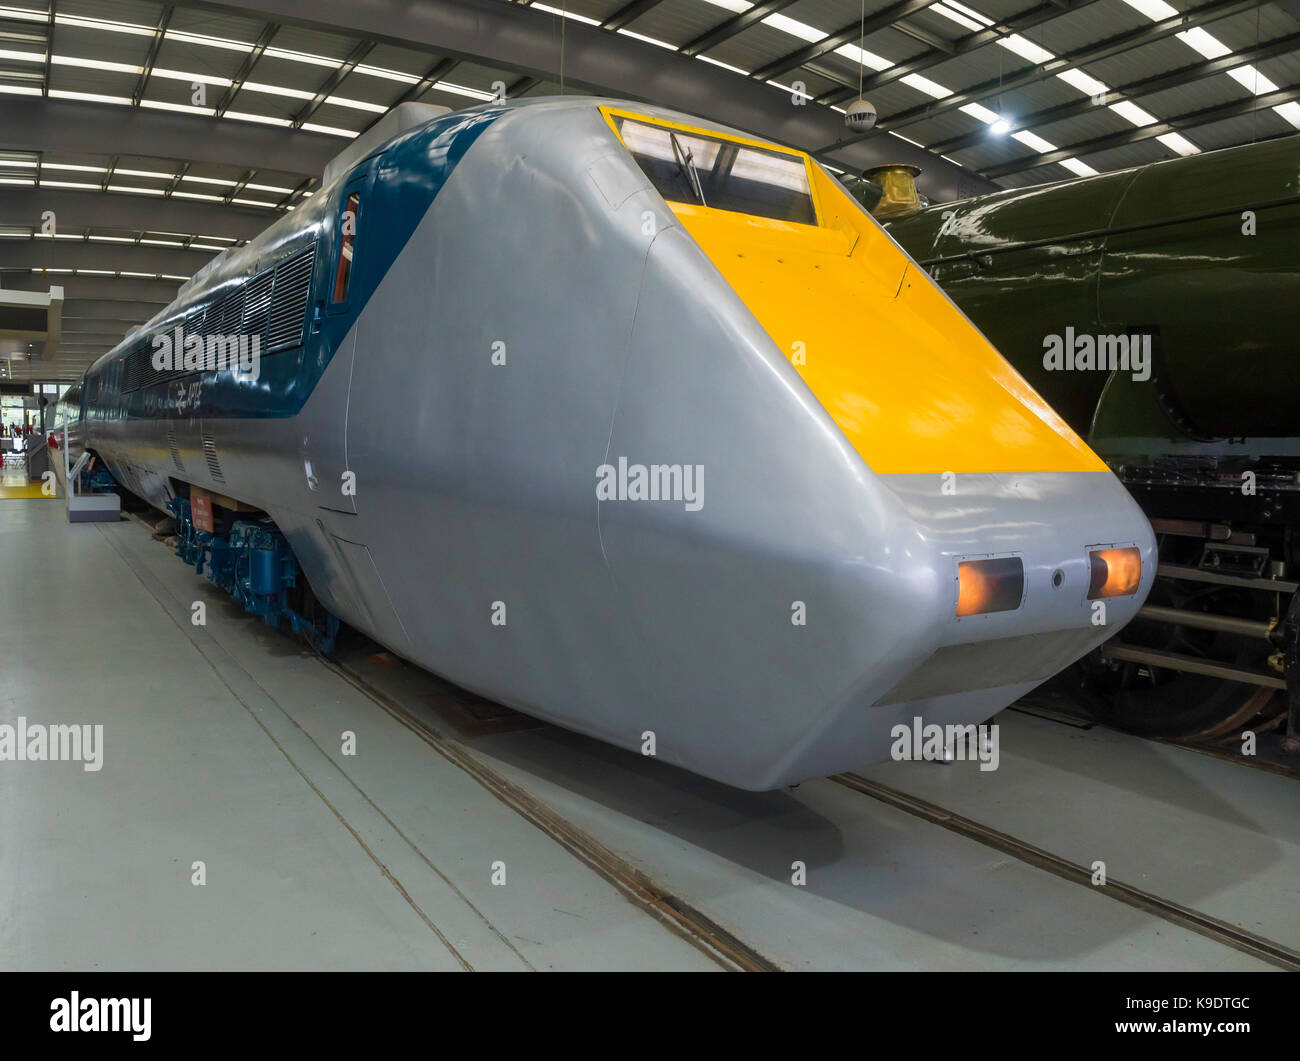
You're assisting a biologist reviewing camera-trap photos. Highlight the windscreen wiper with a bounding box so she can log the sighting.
[670,132,706,207]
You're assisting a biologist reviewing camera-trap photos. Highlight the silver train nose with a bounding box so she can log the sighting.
[869,471,1156,704]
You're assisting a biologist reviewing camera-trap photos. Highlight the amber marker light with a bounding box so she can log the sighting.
[1087,546,1142,600]
[956,557,1025,617]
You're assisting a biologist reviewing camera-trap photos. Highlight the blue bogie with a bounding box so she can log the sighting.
[165,497,339,654]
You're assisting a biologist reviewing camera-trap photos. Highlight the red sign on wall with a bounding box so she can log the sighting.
[191,488,214,534]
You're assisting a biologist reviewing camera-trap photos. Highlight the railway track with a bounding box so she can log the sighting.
[328,652,1300,973]
[830,771,1300,972]
[322,657,781,972]
[1155,731,1300,781]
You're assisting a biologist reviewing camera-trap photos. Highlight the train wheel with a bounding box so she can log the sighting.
[1078,580,1281,739]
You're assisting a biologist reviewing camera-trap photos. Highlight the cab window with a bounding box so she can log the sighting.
[613,115,815,226]
[332,191,360,303]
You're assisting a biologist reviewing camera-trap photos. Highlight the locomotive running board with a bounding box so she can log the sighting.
[1101,643,1286,689]
[1155,562,1298,595]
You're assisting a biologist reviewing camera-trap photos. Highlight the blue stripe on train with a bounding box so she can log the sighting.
[88,106,503,422]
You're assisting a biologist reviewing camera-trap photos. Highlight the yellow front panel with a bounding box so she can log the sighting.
[602,105,1104,474]
[675,203,1103,474]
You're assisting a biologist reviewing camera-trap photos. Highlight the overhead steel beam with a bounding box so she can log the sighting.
[60,341,135,357]
[891,20,956,55]
[393,57,459,107]
[59,331,134,347]
[164,161,192,199]
[61,333,148,351]
[818,0,1259,153]
[817,0,1100,106]
[64,300,169,320]
[62,319,145,332]
[360,56,462,135]
[0,96,338,175]
[174,0,991,201]
[41,0,54,98]
[983,83,1300,178]
[132,5,174,106]
[223,169,254,205]
[63,319,157,339]
[2,241,214,274]
[274,176,314,210]
[43,341,116,350]
[35,360,107,370]
[751,0,940,82]
[293,39,375,128]
[928,30,1300,157]
[215,21,279,117]
[46,349,115,363]
[506,74,541,97]
[0,69,45,89]
[680,0,800,57]
[101,154,119,194]
[0,187,271,241]
[602,0,669,32]
[2,274,179,303]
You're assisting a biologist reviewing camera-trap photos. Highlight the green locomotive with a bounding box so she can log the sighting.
[877,136,1300,746]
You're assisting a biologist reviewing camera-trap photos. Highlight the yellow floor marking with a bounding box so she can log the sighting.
[0,482,56,500]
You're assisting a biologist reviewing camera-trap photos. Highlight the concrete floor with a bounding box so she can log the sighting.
[2,496,1294,970]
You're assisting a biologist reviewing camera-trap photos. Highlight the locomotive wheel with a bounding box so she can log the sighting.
[1079,580,1280,739]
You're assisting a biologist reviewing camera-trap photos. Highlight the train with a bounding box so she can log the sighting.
[877,135,1300,746]
[51,97,1155,790]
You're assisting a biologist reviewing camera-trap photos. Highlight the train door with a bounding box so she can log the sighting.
[310,159,412,652]
[305,167,372,516]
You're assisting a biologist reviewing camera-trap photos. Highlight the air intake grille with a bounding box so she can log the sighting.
[210,283,245,341]
[167,430,183,472]
[202,435,224,483]
[241,268,275,340]
[118,240,317,394]
[125,349,144,391]
[266,244,316,352]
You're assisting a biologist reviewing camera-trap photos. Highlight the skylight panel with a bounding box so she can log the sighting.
[1156,132,1200,155]
[1060,158,1098,176]
[960,102,999,123]
[762,14,825,43]
[998,35,1053,64]
[1057,69,1108,97]
[900,74,951,98]
[1110,100,1157,126]
[531,3,602,24]
[832,44,893,72]
[0,47,43,63]
[615,28,677,49]
[1175,26,1230,59]
[1227,66,1278,94]
[1012,129,1056,152]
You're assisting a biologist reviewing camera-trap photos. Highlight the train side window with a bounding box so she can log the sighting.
[332,191,360,304]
